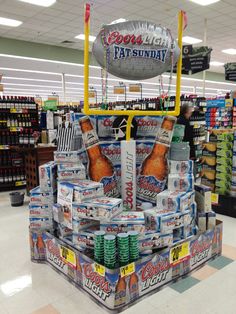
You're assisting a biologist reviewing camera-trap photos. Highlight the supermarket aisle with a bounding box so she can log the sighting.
[0,190,236,314]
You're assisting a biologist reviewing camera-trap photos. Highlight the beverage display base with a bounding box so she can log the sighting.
[30,220,222,312]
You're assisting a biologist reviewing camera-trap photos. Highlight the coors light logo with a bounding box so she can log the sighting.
[190,236,212,269]
[46,239,66,270]
[84,264,111,301]
[140,256,170,292]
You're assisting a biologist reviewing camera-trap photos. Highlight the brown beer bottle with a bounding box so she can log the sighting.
[129,272,139,301]
[79,116,119,197]
[114,275,127,307]
[137,116,176,203]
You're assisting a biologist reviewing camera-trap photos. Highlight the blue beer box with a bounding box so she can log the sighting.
[30,186,56,206]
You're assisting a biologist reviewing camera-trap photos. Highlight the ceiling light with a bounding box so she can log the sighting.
[222,48,236,55]
[18,0,56,7]
[0,17,22,27]
[75,34,96,42]
[110,18,126,24]
[182,36,202,44]
[189,0,220,5]
[210,61,224,66]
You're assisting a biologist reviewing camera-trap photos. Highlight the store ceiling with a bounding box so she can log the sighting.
[0,0,236,100]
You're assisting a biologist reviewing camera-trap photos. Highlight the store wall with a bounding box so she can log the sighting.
[0,36,228,84]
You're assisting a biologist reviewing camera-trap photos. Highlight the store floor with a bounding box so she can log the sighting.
[0,190,236,314]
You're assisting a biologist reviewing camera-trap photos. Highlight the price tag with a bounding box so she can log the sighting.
[211,193,219,205]
[10,108,17,113]
[170,242,190,265]
[10,127,17,132]
[94,262,105,276]
[120,262,135,278]
[59,245,76,268]
[15,181,26,186]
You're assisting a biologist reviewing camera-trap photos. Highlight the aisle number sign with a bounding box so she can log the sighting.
[114,86,125,95]
[94,262,105,276]
[120,262,135,277]
[170,242,190,265]
[129,84,141,93]
[59,245,77,268]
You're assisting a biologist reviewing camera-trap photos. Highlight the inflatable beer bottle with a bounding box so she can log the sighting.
[137,116,176,204]
[79,116,119,197]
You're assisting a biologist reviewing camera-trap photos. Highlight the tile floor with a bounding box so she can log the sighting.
[0,190,236,314]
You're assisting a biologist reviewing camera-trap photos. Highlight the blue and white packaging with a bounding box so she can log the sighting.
[72,196,123,221]
[72,225,99,249]
[72,219,99,233]
[168,173,194,192]
[100,211,146,234]
[73,180,104,202]
[30,186,56,206]
[139,232,173,251]
[168,160,194,175]
[39,161,57,193]
[156,190,195,212]
[29,217,53,230]
[136,116,162,138]
[57,164,86,181]
[54,150,87,164]
[194,184,212,213]
[52,203,63,223]
[29,204,52,218]
[97,116,116,139]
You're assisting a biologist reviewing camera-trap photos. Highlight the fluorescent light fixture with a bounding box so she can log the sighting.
[210,61,224,66]
[189,0,220,5]
[110,18,126,24]
[0,17,22,27]
[182,36,202,44]
[75,34,96,42]
[222,48,236,55]
[18,0,56,7]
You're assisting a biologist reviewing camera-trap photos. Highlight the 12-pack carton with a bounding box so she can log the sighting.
[72,196,123,221]
[30,186,56,206]
[156,190,195,212]
[39,161,57,193]
[168,174,194,192]
[194,184,212,213]
[168,160,194,175]
[138,232,173,251]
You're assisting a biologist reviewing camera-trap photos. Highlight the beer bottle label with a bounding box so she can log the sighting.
[100,172,120,198]
[82,129,99,149]
[155,128,173,146]
[137,175,166,203]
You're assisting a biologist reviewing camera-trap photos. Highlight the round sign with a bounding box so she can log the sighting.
[92,20,180,80]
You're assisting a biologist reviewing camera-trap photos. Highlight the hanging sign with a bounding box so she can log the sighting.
[43,99,58,111]
[225,63,236,82]
[114,86,125,94]
[174,46,212,75]
[89,90,96,98]
[0,84,3,92]
[93,21,180,80]
[129,84,141,93]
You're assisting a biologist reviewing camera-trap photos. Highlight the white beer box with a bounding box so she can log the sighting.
[73,180,104,202]
[100,211,146,234]
[29,204,52,219]
[54,151,83,163]
[39,161,57,193]
[97,115,116,139]
[136,116,162,138]
[57,162,83,170]
[57,223,73,238]
[156,190,195,213]
[57,165,86,181]
[139,232,173,251]
[168,160,194,175]
[30,186,56,206]
[72,226,99,249]
[168,173,194,192]
[29,217,53,230]
[53,203,64,223]
[72,218,99,233]
[72,196,123,221]
[57,181,74,229]
[144,210,184,233]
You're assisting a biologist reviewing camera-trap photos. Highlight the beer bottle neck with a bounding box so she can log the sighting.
[87,144,103,161]
[152,142,169,157]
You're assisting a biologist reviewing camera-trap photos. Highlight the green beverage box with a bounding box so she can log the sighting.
[215,179,231,190]
[216,164,232,174]
[217,141,233,150]
[216,149,233,158]
[217,133,234,142]
[215,172,232,182]
[216,156,232,166]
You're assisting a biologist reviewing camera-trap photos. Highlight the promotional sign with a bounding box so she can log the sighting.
[93,21,180,80]
[129,84,142,93]
[174,46,212,75]
[225,63,236,82]
[89,90,96,98]
[114,86,126,95]
[0,84,3,92]
[43,99,58,111]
